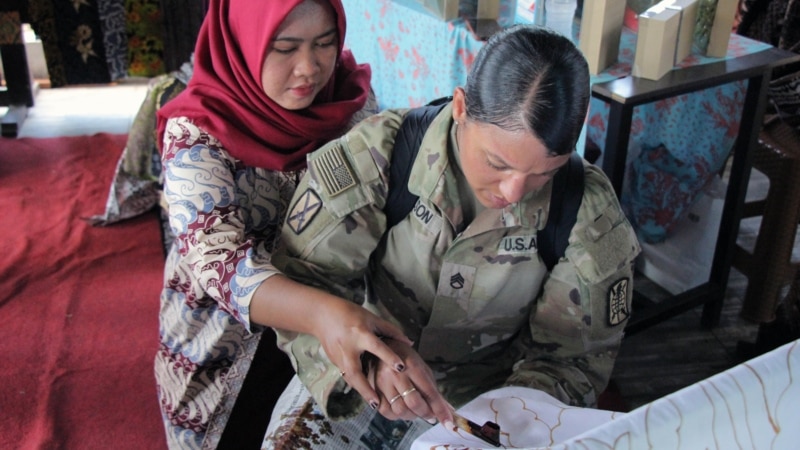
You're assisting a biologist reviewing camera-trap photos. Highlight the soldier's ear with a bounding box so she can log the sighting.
[452,87,467,124]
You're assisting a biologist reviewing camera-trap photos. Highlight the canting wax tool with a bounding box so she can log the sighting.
[451,411,502,447]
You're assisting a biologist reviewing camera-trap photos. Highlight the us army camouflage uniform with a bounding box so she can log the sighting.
[272,103,641,420]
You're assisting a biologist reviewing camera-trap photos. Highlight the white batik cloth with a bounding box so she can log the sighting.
[411,386,620,449]
[416,339,800,449]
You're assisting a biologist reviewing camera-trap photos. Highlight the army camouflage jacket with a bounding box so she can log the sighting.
[272,104,641,420]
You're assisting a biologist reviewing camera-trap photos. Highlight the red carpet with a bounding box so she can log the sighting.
[0,134,167,450]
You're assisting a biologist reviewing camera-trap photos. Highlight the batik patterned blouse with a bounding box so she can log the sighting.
[154,95,377,449]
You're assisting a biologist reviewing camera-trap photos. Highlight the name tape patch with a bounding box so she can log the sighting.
[410,200,442,232]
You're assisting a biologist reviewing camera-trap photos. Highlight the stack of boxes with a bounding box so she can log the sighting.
[393,1,740,80]
[632,0,738,80]
[632,1,685,80]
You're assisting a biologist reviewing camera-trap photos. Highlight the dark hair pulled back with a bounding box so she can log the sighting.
[464,25,590,156]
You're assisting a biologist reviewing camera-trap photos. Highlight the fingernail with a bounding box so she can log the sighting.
[395,363,405,372]
[426,417,437,425]
[444,420,455,431]
[369,400,379,410]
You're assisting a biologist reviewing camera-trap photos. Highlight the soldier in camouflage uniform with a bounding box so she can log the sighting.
[271,25,641,430]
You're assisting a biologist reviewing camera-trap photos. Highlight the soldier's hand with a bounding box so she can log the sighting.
[370,338,454,427]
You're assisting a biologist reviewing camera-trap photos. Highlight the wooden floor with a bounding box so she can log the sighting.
[7,82,796,414]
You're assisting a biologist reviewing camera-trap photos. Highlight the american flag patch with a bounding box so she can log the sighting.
[311,146,356,196]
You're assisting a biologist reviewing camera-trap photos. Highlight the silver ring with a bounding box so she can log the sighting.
[400,387,417,397]
[389,387,417,405]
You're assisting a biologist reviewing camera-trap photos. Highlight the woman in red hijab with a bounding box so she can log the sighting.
[154,1,413,448]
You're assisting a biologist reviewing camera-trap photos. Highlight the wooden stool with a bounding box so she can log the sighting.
[733,119,800,323]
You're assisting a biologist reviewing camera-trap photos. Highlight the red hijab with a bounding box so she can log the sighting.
[156,0,371,171]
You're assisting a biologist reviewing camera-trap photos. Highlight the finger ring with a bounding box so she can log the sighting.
[389,393,403,405]
[400,387,417,397]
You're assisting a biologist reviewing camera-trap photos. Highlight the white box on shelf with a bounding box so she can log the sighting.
[632,2,681,80]
[705,0,738,57]
[578,0,627,75]
[665,0,699,64]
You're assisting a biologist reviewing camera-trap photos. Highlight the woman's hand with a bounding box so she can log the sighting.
[369,338,454,427]
[309,298,415,410]
[250,274,413,410]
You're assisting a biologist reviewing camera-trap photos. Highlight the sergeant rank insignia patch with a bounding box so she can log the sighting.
[288,189,322,235]
[607,278,630,326]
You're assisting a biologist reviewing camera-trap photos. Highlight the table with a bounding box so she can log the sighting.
[0,0,35,138]
[593,46,800,333]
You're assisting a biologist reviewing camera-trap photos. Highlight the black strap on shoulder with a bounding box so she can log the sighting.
[384,97,451,229]
[537,152,585,271]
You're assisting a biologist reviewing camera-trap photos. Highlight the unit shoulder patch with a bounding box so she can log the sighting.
[607,277,630,326]
[287,189,322,235]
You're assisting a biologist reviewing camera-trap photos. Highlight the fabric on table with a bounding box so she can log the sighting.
[614,78,746,244]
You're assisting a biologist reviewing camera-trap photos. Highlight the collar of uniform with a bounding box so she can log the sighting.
[407,103,464,228]
[509,180,552,230]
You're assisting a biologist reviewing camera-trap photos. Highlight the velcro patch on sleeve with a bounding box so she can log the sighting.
[287,189,322,235]
[311,146,356,197]
[607,277,631,326]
